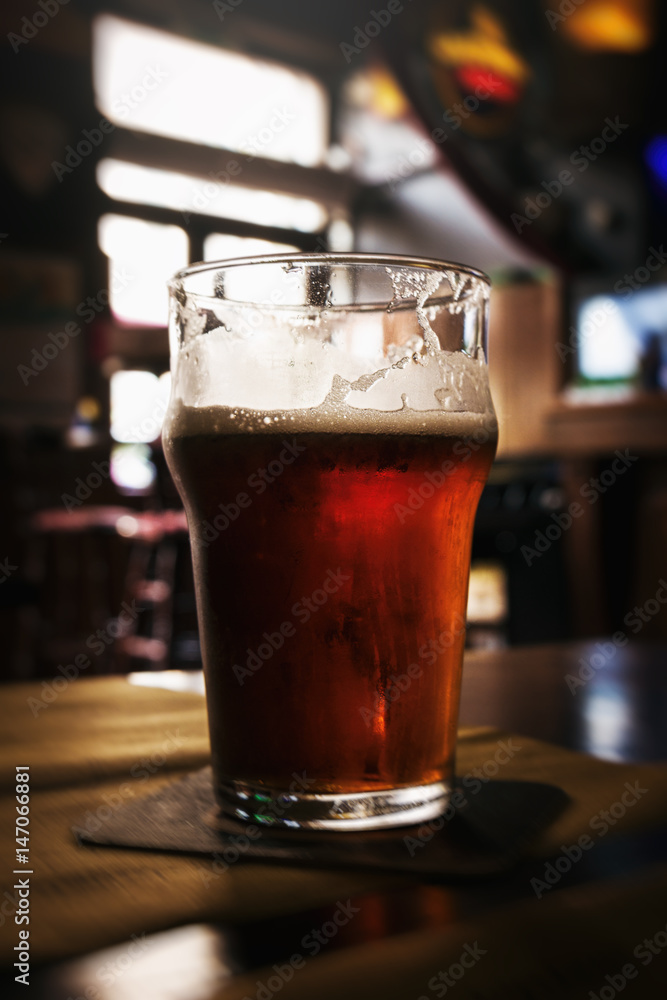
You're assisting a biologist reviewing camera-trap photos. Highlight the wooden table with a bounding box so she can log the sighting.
[460,641,667,762]
[2,641,667,1000]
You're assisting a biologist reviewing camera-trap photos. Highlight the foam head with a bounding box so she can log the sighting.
[165,254,496,437]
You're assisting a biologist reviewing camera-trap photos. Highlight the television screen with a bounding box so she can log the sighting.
[575,283,667,390]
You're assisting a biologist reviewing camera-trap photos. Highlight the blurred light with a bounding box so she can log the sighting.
[51,923,230,1000]
[646,136,667,187]
[454,66,519,104]
[563,0,652,52]
[110,370,170,444]
[467,562,508,624]
[212,251,307,305]
[98,214,187,326]
[203,234,298,261]
[65,425,97,449]
[203,234,302,306]
[585,198,615,233]
[129,670,206,695]
[111,447,156,495]
[370,69,407,119]
[538,487,565,512]
[115,513,140,537]
[325,144,352,171]
[581,688,631,761]
[578,295,640,382]
[66,396,102,448]
[75,397,100,421]
[327,216,355,252]
[93,14,328,166]
[97,159,327,233]
[429,7,530,85]
[345,67,409,120]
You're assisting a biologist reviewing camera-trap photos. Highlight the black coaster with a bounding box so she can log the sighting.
[74,767,569,879]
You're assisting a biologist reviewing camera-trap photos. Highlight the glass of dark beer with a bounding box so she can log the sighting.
[163,254,496,830]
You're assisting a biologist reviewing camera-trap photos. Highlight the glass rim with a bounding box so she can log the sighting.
[168,251,491,298]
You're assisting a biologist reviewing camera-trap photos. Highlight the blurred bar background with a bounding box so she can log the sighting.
[0,0,665,681]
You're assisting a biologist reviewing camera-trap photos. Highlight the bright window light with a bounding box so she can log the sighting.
[92,14,328,166]
[578,295,640,382]
[110,370,171,444]
[205,240,306,305]
[98,214,187,326]
[582,689,630,762]
[326,216,355,252]
[203,234,298,261]
[111,443,157,493]
[97,159,327,233]
[467,562,508,624]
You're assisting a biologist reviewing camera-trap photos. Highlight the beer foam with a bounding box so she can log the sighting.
[164,396,497,440]
[165,346,496,438]
[166,268,496,438]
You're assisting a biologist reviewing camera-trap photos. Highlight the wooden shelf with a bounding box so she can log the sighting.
[544,392,667,456]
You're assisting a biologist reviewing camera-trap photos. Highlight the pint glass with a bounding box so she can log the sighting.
[163,254,496,830]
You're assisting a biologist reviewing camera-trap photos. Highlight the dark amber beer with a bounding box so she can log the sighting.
[164,254,496,829]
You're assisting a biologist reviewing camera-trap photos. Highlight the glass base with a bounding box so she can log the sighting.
[214,778,450,831]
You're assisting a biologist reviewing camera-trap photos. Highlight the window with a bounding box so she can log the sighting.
[92,14,336,341]
[203,234,298,260]
[93,14,328,165]
[110,369,171,444]
[97,160,327,232]
[98,215,188,327]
